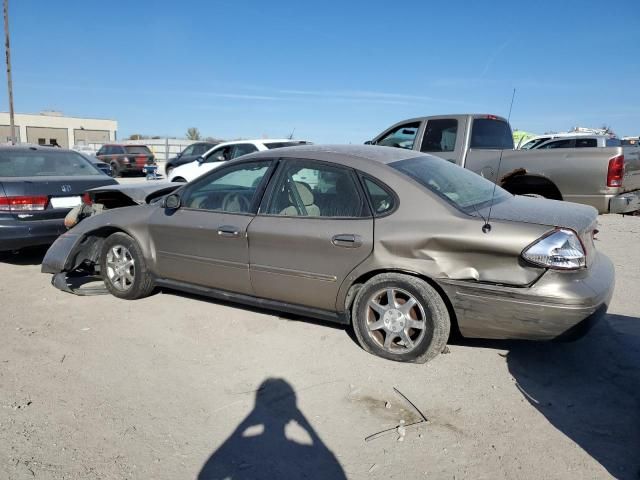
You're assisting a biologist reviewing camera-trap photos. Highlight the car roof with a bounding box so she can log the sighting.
[0,144,77,153]
[241,144,421,166]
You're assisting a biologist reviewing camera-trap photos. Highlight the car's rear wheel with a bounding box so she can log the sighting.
[100,232,154,300]
[352,273,450,363]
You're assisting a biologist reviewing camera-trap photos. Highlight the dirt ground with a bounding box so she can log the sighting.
[1,213,639,479]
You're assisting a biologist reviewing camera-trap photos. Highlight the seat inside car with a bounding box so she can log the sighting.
[279,181,320,216]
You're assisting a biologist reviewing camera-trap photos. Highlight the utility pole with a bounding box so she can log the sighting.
[3,0,15,144]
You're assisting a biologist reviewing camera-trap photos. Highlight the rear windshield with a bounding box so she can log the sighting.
[391,155,510,212]
[0,149,102,177]
[264,141,311,150]
[471,118,514,149]
[124,146,152,155]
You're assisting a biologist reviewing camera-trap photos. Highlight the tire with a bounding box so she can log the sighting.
[99,232,154,300]
[352,273,450,363]
[166,166,174,176]
[110,162,120,178]
[172,177,187,183]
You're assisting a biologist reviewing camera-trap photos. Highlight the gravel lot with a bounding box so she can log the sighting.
[1,210,639,479]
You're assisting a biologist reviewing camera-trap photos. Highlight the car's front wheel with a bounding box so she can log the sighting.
[100,232,154,300]
[352,273,450,363]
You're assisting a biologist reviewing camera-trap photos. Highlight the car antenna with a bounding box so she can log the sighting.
[482,88,517,234]
[288,127,296,140]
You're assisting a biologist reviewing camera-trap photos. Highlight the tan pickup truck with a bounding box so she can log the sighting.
[368,114,640,213]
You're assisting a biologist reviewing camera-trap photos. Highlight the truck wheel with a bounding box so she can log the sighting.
[100,232,154,300]
[352,273,450,363]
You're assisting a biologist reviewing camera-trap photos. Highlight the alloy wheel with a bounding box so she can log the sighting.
[105,245,135,291]
[365,287,428,354]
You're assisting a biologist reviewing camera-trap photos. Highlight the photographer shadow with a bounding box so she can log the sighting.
[198,378,346,480]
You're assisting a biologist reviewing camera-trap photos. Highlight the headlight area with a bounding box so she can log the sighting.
[522,228,586,270]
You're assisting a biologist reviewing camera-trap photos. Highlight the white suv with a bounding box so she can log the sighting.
[168,139,311,183]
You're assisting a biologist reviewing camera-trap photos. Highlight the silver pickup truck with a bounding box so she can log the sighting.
[368,114,640,213]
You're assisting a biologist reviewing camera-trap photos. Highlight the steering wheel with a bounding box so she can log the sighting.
[221,192,250,213]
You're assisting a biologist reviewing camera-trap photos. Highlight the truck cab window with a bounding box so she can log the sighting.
[470,118,514,149]
[420,119,458,153]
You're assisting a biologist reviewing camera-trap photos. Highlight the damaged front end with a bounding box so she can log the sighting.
[44,182,178,295]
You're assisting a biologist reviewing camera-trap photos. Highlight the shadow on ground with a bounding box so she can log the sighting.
[198,378,346,480]
[0,246,48,265]
[457,314,640,478]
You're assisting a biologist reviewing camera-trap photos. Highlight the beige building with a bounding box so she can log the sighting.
[0,111,117,148]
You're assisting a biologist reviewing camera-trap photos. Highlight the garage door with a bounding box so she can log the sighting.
[74,129,109,144]
[26,127,69,148]
[0,125,21,142]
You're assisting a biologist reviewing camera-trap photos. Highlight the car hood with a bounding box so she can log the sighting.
[88,182,180,205]
[473,195,598,233]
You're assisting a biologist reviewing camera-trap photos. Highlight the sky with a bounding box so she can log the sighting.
[1,0,639,143]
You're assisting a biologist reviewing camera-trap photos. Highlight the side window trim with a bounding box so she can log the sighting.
[258,157,371,219]
[179,159,278,215]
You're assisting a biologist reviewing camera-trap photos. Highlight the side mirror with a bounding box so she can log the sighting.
[197,155,205,164]
[176,152,182,158]
[164,193,181,209]
[364,140,373,145]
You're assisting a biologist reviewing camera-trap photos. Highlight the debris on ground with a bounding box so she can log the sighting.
[365,387,428,442]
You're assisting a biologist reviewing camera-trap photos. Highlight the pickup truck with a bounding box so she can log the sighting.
[367,114,640,214]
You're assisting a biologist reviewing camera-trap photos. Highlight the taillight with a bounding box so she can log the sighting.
[82,192,93,205]
[607,155,624,187]
[522,228,586,270]
[0,195,48,211]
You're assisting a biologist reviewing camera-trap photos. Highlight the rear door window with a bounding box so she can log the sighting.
[420,119,458,153]
[374,122,420,150]
[575,138,598,148]
[266,161,366,217]
[541,139,574,149]
[470,118,514,149]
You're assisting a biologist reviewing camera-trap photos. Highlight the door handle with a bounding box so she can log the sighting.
[217,225,241,238]
[332,234,362,248]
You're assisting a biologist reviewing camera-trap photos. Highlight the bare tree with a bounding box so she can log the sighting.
[186,127,201,141]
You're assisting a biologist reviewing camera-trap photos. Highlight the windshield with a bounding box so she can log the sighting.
[124,146,152,155]
[0,149,102,177]
[520,137,550,149]
[391,155,511,212]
